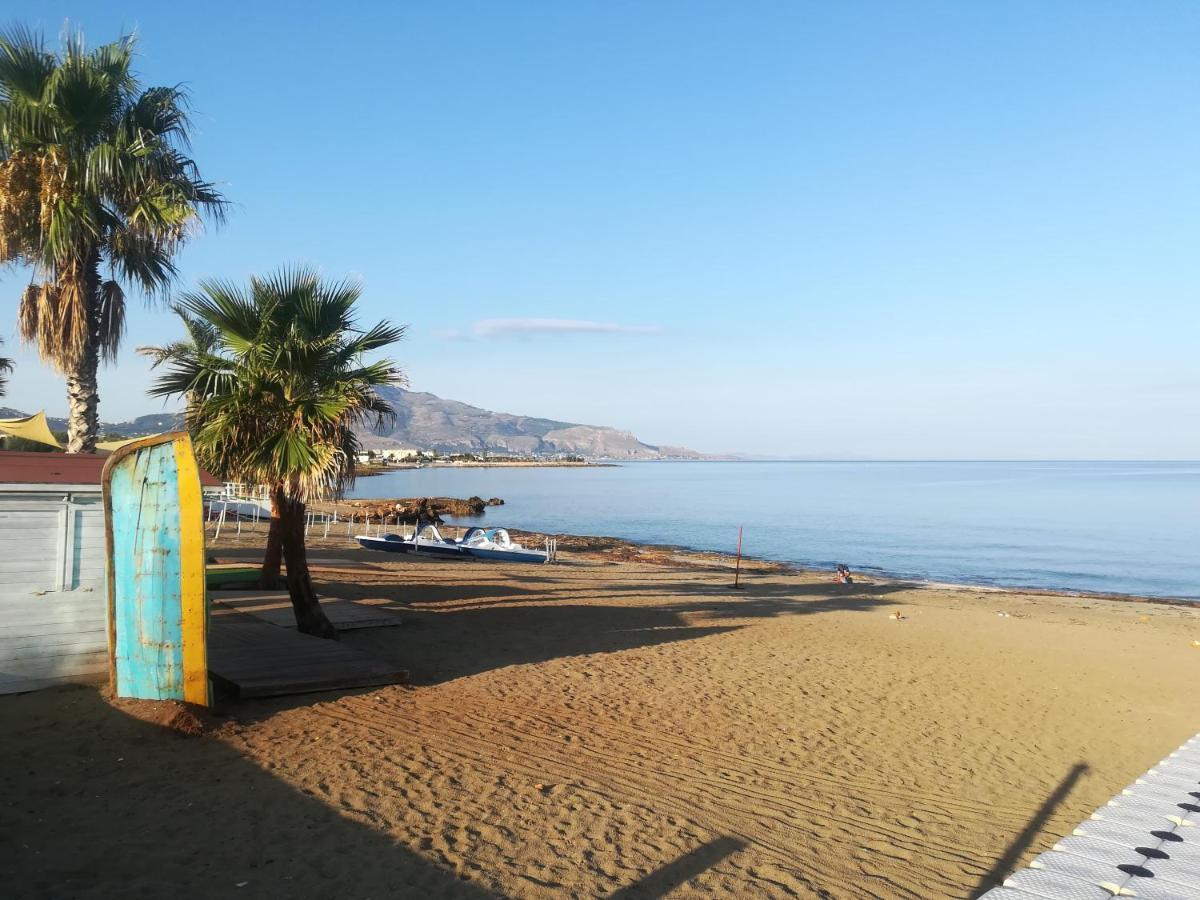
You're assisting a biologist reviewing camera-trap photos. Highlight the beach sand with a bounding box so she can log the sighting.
[2,542,1197,898]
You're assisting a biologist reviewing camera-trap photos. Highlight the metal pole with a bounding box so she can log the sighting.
[732,525,744,590]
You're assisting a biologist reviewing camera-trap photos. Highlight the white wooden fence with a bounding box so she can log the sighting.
[0,492,108,694]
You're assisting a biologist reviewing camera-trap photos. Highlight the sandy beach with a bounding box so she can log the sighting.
[2,540,1197,899]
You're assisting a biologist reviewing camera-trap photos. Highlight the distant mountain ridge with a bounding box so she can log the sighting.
[362,386,707,458]
[1,387,709,459]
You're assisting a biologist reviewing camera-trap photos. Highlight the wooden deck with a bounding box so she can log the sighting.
[208,614,407,699]
[204,563,259,589]
[210,590,404,631]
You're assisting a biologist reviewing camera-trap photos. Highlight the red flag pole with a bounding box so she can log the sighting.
[732,525,744,589]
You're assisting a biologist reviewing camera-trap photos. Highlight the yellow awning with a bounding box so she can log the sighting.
[0,411,62,449]
[96,435,154,452]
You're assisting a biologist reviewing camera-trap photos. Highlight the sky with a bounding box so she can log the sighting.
[2,1,1198,459]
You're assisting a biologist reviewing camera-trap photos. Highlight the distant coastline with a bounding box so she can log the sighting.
[357,460,619,476]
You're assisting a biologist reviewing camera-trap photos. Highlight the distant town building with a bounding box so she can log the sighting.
[357,448,430,464]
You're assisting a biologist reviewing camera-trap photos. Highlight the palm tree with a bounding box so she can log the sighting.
[0,338,11,397]
[142,268,405,638]
[0,26,225,452]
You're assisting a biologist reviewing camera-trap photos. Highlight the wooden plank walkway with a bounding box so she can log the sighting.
[210,590,404,631]
[208,614,407,699]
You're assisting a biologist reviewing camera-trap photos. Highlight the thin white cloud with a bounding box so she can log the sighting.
[470,318,661,338]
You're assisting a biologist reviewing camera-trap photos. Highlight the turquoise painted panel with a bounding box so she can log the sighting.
[109,441,186,699]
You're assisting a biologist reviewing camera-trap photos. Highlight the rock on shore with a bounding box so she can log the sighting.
[342,496,503,523]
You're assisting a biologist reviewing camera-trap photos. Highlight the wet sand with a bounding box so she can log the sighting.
[2,540,1197,898]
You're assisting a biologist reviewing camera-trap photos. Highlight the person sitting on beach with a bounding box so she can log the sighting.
[836,564,854,585]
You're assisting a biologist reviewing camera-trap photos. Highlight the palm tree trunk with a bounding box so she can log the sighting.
[64,345,99,453]
[278,494,337,639]
[65,252,103,454]
[258,485,285,589]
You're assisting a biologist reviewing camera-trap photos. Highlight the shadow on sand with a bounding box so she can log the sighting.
[0,687,500,899]
[335,583,903,686]
[1,689,796,898]
[970,761,1090,898]
[607,836,747,899]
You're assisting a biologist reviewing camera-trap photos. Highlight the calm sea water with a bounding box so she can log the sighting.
[347,461,1200,600]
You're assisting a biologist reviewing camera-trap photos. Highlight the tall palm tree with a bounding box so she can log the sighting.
[142,268,405,638]
[0,27,225,452]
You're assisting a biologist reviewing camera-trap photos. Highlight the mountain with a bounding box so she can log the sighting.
[2,387,709,459]
[361,386,707,459]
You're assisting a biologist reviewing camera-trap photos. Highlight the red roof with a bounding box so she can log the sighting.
[0,451,221,487]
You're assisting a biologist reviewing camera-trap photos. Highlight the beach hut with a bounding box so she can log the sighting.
[0,451,219,694]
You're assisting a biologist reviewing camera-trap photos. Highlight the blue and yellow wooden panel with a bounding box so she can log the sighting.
[103,432,209,706]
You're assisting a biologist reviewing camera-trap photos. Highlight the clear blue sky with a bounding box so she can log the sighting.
[3,1,1198,458]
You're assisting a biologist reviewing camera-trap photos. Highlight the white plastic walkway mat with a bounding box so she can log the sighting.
[980,733,1199,898]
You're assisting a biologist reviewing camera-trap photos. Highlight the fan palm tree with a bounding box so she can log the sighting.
[0,26,225,452]
[142,268,405,638]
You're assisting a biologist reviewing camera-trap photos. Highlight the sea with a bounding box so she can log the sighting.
[346,460,1200,600]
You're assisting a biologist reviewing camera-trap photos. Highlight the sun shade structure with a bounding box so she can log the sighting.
[0,411,62,449]
[95,435,152,452]
[981,733,1200,898]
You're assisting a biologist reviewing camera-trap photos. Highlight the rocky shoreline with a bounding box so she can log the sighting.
[316,495,505,522]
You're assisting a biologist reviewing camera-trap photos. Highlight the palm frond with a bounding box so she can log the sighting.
[96,278,125,360]
[346,320,409,357]
[106,227,178,293]
[0,337,12,397]
[0,27,54,107]
[18,278,88,370]
[85,35,136,103]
